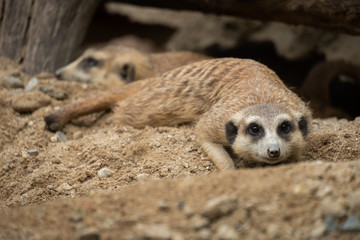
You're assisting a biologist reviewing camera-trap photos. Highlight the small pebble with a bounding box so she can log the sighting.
[341,215,360,232]
[324,215,337,233]
[76,227,100,240]
[25,77,38,91]
[214,224,239,240]
[39,87,68,100]
[2,75,24,88]
[28,149,38,156]
[196,229,211,240]
[310,222,327,238]
[157,200,170,211]
[136,173,150,181]
[50,135,58,142]
[201,195,238,221]
[56,131,67,142]
[192,215,210,230]
[136,224,174,240]
[320,198,346,218]
[97,167,114,178]
[73,131,84,140]
[347,191,360,211]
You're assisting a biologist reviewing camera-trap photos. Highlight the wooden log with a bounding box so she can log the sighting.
[0,0,33,62]
[22,0,100,75]
[116,0,360,35]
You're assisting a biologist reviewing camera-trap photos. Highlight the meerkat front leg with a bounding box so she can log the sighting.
[201,141,235,170]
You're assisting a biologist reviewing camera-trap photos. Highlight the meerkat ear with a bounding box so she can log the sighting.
[117,63,135,83]
[225,121,238,144]
[298,116,308,137]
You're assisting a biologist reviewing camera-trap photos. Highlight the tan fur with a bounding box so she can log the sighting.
[55,45,210,87]
[46,58,312,170]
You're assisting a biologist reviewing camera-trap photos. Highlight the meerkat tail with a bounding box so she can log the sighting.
[44,78,152,131]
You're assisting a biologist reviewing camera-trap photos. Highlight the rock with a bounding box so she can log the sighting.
[56,183,72,193]
[11,91,51,113]
[341,215,360,232]
[214,224,239,240]
[136,173,150,181]
[73,131,84,139]
[39,86,68,100]
[324,215,337,233]
[201,195,238,221]
[56,131,67,142]
[196,229,211,240]
[158,200,171,211]
[2,76,24,88]
[50,135,58,143]
[136,224,175,240]
[28,149,38,156]
[97,167,114,178]
[310,222,327,238]
[320,198,346,218]
[191,215,210,230]
[76,227,100,240]
[25,77,38,91]
[19,193,29,205]
[347,191,360,211]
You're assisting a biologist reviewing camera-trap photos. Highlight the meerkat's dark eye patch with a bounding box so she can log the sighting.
[298,116,308,137]
[225,121,238,144]
[246,123,264,138]
[277,120,293,139]
[79,57,101,70]
[117,63,135,83]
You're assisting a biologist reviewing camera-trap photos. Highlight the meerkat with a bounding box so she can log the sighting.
[55,45,210,87]
[45,58,312,170]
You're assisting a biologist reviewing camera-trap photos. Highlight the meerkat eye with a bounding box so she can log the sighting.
[80,57,100,68]
[279,121,292,134]
[247,123,262,137]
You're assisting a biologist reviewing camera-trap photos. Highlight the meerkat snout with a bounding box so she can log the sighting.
[225,104,307,164]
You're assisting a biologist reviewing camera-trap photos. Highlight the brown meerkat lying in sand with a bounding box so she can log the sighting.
[46,58,312,170]
[55,45,210,87]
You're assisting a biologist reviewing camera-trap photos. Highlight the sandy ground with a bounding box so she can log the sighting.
[0,57,360,240]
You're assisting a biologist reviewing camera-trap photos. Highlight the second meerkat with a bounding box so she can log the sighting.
[45,58,312,170]
[55,45,210,87]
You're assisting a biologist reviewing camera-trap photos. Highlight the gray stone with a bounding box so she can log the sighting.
[2,76,24,88]
[56,131,67,142]
[97,167,114,178]
[341,215,360,232]
[201,195,238,220]
[28,149,38,156]
[39,86,68,100]
[324,215,337,233]
[25,77,38,91]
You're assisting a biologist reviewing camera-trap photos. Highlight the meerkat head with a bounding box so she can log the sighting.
[225,103,309,164]
[54,45,155,86]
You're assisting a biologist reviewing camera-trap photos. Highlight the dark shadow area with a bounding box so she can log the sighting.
[83,5,176,51]
[205,41,325,88]
[330,75,360,118]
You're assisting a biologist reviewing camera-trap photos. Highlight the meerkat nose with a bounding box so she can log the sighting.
[267,147,280,158]
[55,69,63,80]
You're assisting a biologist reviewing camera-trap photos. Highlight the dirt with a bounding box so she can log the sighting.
[0,57,360,240]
